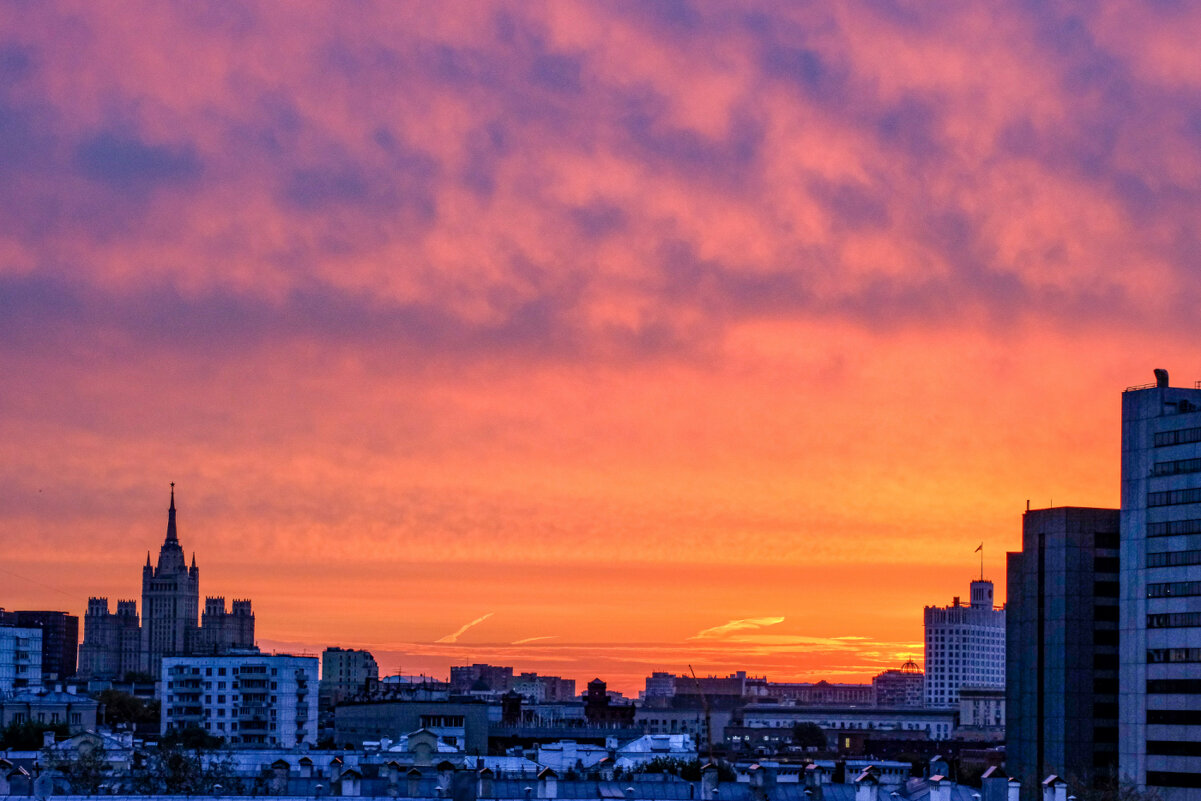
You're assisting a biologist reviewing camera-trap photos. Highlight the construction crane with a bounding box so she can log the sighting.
[688,665,714,764]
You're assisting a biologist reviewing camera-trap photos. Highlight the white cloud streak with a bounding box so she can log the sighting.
[435,612,494,644]
[689,616,785,640]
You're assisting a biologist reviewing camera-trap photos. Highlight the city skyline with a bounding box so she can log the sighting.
[3,3,1199,694]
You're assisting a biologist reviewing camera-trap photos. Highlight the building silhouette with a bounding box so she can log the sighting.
[77,485,254,680]
[1120,370,1201,798]
[1006,506,1120,796]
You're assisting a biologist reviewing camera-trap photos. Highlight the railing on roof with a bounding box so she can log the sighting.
[1125,382,1159,392]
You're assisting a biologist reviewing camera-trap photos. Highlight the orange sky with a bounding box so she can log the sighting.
[2,2,1199,694]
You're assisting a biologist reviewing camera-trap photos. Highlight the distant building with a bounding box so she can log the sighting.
[197,598,254,655]
[872,660,924,708]
[511,672,575,702]
[321,647,379,705]
[450,663,513,694]
[77,598,140,680]
[161,653,318,747]
[0,626,42,693]
[77,485,255,681]
[924,579,1005,708]
[334,698,491,753]
[956,686,1005,739]
[1006,506,1119,794]
[583,678,636,725]
[0,610,78,682]
[1119,371,1201,798]
[763,680,874,706]
[738,702,955,740]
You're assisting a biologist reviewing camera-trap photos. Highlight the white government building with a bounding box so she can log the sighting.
[923,578,1005,708]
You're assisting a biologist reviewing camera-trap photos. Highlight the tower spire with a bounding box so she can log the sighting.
[166,482,178,543]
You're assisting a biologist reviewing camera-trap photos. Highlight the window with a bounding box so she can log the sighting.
[1148,488,1201,507]
[1155,427,1201,447]
[1148,648,1201,663]
[1148,612,1201,628]
[1153,458,1201,477]
[1149,518,1201,537]
[1148,581,1201,598]
[1148,550,1201,568]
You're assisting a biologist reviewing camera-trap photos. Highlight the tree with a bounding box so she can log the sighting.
[791,722,826,750]
[96,689,159,727]
[160,724,224,750]
[0,720,68,749]
[48,742,109,794]
[130,743,235,795]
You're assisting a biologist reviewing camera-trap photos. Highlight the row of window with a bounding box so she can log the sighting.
[1149,518,1201,537]
[1148,709,1201,724]
[1148,612,1201,628]
[1148,488,1201,507]
[1155,427,1201,447]
[1153,458,1201,477]
[1148,679,1201,693]
[1148,740,1201,756]
[1148,648,1201,663]
[1147,771,1201,789]
[1148,549,1201,568]
[1148,581,1201,598]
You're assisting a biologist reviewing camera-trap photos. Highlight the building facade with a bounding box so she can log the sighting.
[0,688,98,733]
[1121,371,1201,798]
[321,647,379,705]
[0,610,78,683]
[872,660,925,708]
[1006,506,1120,795]
[924,579,1005,708]
[161,653,318,747]
[0,626,42,693]
[77,486,254,681]
[78,598,141,679]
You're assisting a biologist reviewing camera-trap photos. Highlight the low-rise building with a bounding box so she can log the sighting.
[334,698,491,754]
[0,688,98,733]
[161,653,318,747]
[739,703,956,740]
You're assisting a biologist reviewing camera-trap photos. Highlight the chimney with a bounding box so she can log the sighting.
[538,768,558,799]
[1042,776,1066,801]
[929,775,951,801]
[701,763,719,799]
[854,768,879,801]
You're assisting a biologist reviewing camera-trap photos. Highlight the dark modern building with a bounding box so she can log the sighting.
[1121,371,1201,799]
[1006,505,1120,796]
[8,611,78,682]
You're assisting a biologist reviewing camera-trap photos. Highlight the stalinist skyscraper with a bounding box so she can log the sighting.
[139,483,200,673]
[78,485,255,680]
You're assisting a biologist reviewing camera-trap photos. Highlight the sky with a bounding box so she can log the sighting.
[3,1,1201,694]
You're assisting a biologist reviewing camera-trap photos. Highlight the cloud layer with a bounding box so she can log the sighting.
[2,1,1197,690]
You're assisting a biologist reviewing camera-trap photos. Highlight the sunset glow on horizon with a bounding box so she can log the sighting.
[2,1,1199,694]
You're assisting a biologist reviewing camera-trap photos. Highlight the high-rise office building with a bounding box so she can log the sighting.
[1007,506,1120,795]
[924,578,1005,708]
[1121,370,1201,798]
